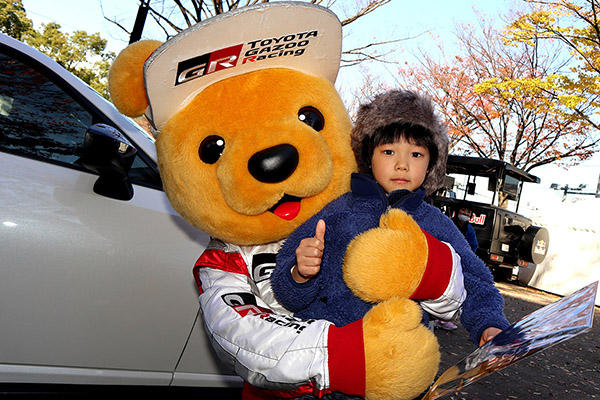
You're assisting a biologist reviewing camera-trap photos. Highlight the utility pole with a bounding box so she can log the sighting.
[129,0,150,44]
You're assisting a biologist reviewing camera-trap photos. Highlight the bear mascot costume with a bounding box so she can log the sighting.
[108,3,461,399]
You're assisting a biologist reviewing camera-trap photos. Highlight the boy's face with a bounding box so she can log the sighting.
[371,137,430,193]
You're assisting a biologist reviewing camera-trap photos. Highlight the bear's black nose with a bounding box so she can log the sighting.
[248,144,299,183]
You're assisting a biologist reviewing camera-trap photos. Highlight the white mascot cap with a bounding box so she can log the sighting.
[143,1,343,130]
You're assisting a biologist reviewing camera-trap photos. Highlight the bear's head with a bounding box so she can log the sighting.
[108,2,356,245]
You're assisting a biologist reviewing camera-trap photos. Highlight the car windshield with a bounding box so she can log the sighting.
[447,173,495,202]
[444,172,524,212]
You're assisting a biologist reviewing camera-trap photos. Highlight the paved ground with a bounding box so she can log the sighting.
[434,281,600,400]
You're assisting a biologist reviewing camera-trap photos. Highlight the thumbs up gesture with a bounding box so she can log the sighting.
[292,219,326,283]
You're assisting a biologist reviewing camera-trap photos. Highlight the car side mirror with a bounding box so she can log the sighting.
[80,123,137,201]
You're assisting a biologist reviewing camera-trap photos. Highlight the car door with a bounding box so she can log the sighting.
[0,41,213,385]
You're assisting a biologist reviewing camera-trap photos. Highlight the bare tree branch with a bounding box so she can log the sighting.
[100,1,131,35]
[102,0,401,67]
[103,15,131,35]
[174,0,194,27]
[340,0,390,26]
[147,3,185,33]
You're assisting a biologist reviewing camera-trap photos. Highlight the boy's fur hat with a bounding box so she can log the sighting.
[352,89,449,195]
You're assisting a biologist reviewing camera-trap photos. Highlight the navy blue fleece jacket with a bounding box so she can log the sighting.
[271,173,510,344]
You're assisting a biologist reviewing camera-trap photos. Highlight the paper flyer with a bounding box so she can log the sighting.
[422,281,598,400]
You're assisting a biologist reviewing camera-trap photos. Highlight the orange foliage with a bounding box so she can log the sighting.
[395,19,597,172]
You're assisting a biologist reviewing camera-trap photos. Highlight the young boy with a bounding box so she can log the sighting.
[271,90,509,346]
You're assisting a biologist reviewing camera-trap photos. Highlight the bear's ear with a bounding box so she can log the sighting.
[108,40,162,117]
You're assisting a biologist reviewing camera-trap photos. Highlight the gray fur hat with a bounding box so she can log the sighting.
[352,89,449,195]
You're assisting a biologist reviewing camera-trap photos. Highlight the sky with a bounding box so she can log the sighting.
[20,0,600,188]
[22,0,516,53]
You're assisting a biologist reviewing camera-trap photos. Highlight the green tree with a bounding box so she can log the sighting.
[0,0,114,98]
[497,0,600,147]
[0,0,32,40]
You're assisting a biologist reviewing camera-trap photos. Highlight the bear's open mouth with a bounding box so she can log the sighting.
[269,194,302,220]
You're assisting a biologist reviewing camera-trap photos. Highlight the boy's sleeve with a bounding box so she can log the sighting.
[271,212,331,312]
[420,242,466,320]
[428,206,510,343]
[459,250,510,343]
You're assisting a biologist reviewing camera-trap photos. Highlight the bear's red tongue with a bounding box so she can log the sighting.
[272,201,301,220]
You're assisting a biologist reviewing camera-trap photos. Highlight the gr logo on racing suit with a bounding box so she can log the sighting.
[221,292,315,334]
[221,292,270,317]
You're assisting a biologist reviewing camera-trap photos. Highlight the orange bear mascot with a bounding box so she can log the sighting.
[108,3,457,399]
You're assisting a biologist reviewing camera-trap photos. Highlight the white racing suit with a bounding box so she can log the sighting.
[193,236,466,399]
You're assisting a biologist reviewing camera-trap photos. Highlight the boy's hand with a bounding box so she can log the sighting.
[479,327,502,346]
[292,219,326,283]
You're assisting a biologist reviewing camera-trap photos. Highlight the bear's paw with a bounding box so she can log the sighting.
[363,298,439,400]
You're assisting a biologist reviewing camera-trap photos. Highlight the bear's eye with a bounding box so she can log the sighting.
[198,135,225,164]
[298,106,324,131]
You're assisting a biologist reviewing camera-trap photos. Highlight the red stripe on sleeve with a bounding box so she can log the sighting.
[327,319,365,397]
[192,249,250,294]
[410,231,453,300]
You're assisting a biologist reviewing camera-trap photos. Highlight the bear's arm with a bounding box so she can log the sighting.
[419,242,466,321]
[421,204,510,343]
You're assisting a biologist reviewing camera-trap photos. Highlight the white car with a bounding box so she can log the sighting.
[0,33,241,390]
